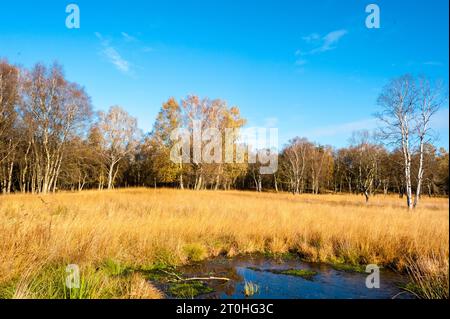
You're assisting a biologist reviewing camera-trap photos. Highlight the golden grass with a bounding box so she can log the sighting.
[0,188,448,298]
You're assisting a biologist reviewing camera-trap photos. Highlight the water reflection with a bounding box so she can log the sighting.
[176,255,414,299]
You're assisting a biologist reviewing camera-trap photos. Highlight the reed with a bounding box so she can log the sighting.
[0,188,448,298]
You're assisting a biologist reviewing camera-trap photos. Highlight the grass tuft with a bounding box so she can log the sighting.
[277,269,318,280]
[243,281,259,297]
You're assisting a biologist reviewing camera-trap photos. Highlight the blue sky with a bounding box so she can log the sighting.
[0,0,448,149]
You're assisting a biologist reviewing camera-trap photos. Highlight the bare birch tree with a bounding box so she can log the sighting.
[413,76,446,207]
[376,75,417,208]
[376,74,445,209]
[98,106,139,189]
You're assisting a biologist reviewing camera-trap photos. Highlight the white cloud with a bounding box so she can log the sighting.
[297,29,348,56]
[295,59,308,66]
[121,32,137,42]
[294,29,348,68]
[423,61,443,66]
[301,33,320,43]
[103,47,130,73]
[95,32,131,74]
[308,118,377,138]
[316,29,348,53]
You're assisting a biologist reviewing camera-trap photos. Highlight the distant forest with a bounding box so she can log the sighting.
[1,60,448,205]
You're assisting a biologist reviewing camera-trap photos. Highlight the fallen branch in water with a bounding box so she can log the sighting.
[160,269,230,282]
[176,276,230,282]
[160,269,183,281]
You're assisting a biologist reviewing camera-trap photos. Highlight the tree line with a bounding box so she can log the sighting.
[0,60,448,207]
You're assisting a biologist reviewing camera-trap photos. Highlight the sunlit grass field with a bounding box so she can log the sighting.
[0,188,448,299]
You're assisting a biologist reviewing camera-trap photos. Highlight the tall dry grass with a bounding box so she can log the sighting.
[0,188,448,298]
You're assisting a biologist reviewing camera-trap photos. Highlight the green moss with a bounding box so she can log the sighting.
[140,261,173,272]
[271,269,318,280]
[142,269,176,282]
[263,251,298,260]
[168,282,213,298]
[183,243,207,262]
[136,263,177,282]
[331,263,366,273]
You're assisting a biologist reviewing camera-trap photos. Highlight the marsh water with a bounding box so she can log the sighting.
[175,255,413,299]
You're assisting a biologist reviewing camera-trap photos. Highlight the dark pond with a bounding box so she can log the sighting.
[173,255,414,299]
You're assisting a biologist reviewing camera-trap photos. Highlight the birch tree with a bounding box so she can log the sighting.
[348,131,383,202]
[97,106,139,189]
[376,75,444,209]
[0,61,20,194]
[20,63,92,194]
[280,137,311,194]
[377,75,417,208]
[413,77,445,207]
